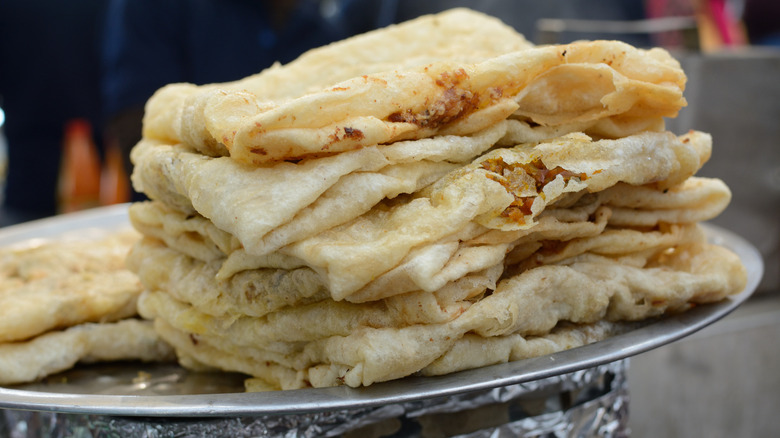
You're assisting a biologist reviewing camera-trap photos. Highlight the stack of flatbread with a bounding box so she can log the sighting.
[126,8,747,390]
[0,229,174,385]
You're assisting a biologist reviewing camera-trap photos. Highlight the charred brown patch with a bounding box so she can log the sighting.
[343,127,364,140]
[325,126,365,149]
[386,68,481,129]
[481,157,588,224]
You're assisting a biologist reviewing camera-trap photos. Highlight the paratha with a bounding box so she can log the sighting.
[0,229,142,344]
[121,8,747,391]
[0,319,174,385]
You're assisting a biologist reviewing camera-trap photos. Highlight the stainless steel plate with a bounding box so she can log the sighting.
[0,205,764,417]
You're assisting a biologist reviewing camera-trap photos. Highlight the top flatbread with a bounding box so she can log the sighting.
[143,8,533,157]
[141,9,686,165]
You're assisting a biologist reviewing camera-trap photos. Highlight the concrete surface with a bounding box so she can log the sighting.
[628,292,780,437]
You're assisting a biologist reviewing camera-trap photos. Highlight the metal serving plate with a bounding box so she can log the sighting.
[0,205,764,417]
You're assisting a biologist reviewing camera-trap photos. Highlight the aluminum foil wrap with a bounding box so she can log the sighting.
[0,359,629,438]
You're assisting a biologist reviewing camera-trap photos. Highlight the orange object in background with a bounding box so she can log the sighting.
[99,137,130,206]
[58,118,130,214]
[58,119,101,213]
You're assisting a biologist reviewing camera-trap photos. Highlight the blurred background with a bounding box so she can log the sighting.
[0,1,777,435]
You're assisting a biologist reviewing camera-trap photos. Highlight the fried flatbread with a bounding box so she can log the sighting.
[282,131,711,300]
[154,39,686,165]
[473,176,731,245]
[142,8,534,155]
[598,177,732,227]
[131,122,508,256]
[137,228,745,388]
[418,321,630,377]
[0,319,174,385]
[127,237,328,319]
[129,234,504,322]
[128,201,240,262]
[148,314,625,391]
[500,115,666,145]
[128,172,731,307]
[0,230,142,343]
[120,8,747,392]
